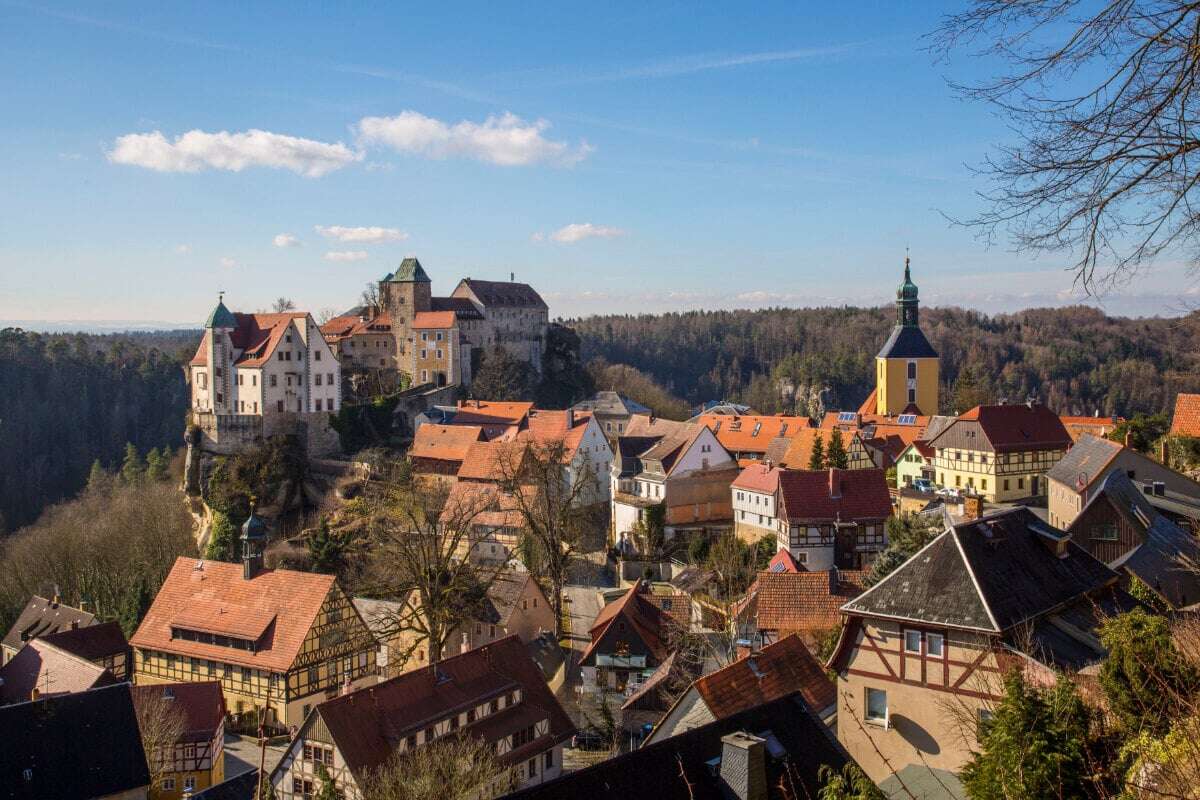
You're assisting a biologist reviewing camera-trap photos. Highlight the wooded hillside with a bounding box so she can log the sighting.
[572,305,1200,419]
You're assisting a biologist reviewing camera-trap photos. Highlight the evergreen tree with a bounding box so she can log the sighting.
[145,447,169,482]
[818,763,886,800]
[306,518,348,574]
[205,511,238,563]
[1099,609,1198,735]
[808,434,826,470]
[314,763,338,800]
[120,443,146,484]
[87,460,108,491]
[961,672,1105,800]
[826,428,849,469]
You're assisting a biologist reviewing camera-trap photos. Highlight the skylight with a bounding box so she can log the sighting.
[898,414,917,425]
[838,412,857,422]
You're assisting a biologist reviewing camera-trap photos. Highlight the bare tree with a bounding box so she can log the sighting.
[272,297,296,313]
[361,281,381,309]
[361,734,514,800]
[933,2,1200,290]
[132,688,187,793]
[364,480,504,667]
[316,307,339,325]
[495,439,599,639]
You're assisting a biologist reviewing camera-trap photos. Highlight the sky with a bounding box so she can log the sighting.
[1,0,1196,329]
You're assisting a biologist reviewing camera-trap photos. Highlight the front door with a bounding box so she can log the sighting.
[835,528,858,569]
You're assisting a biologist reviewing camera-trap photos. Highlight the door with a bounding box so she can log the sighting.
[835,528,858,569]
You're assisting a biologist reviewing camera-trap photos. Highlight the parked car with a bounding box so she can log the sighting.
[912,478,934,493]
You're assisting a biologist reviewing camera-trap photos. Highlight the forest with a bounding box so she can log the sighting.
[571,304,1200,419]
[0,328,192,533]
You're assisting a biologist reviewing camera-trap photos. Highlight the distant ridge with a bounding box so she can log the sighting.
[0,320,201,334]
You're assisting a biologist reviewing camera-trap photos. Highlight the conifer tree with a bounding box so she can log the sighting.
[87,460,108,491]
[145,448,169,482]
[826,428,849,469]
[808,434,825,470]
[120,443,145,483]
[1099,609,1197,736]
[205,510,238,563]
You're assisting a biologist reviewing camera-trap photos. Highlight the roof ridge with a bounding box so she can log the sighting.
[839,529,952,614]
[950,528,1001,632]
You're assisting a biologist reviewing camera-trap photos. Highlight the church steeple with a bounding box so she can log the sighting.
[896,257,919,327]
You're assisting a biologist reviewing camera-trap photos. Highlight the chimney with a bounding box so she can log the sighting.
[566,408,575,428]
[719,732,767,800]
[963,494,983,521]
[1124,430,1133,448]
[1154,481,1166,497]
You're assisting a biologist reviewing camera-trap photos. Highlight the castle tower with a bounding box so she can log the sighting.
[875,258,939,416]
[204,293,237,414]
[379,257,432,358]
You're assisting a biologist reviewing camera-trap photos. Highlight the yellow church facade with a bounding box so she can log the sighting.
[875,258,938,416]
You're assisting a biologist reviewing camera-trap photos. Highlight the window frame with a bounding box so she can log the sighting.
[864,687,888,726]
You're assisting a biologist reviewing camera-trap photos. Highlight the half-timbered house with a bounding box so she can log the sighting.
[131,513,377,731]
[828,507,1140,786]
[776,468,892,569]
[269,635,575,799]
[131,681,227,799]
[579,582,689,692]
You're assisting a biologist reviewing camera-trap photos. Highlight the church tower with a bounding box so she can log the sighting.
[378,257,432,358]
[875,258,939,416]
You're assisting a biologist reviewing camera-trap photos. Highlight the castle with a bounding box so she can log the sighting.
[321,257,549,389]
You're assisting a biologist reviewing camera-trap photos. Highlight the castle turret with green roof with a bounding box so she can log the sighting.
[206,294,236,329]
[379,257,433,343]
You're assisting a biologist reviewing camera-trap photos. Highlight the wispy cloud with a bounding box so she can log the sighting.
[357,111,592,168]
[219,256,237,269]
[10,2,246,53]
[315,225,407,244]
[108,129,361,177]
[333,64,501,106]
[543,223,627,244]
[174,244,192,255]
[324,250,369,262]
[273,233,301,248]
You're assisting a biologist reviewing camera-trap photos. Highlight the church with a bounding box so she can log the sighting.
[874,257,938,417]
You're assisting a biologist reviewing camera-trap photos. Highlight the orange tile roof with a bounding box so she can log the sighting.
[440,481,527,528]
[456,439,527,482]
[131,681,226,742]
[690,634,834,718]
[581,585,679,666]
[731,463,781,493]
[1171,394,1200,437]
[130,557,336,673]
[452,401,533,426]
[777,427,866,469]
[525,409,593,460]
[321,312,394,341]
[751,569,868,634]
[411,423,486,463]
[696,414,813,455]
[412,310,457,329]
[856,389,877,416]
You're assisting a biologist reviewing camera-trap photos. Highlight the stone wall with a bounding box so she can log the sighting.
[193,410,341,458]
[390,383,461,439]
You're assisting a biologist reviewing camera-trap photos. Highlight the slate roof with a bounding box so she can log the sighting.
[305,635,573,781]
[1171,393,1200,437]
[877,324,938,359]
[843,507,1119,633]
[503,692,848,800]
[483,570,546,626]
[571,391,651,417]
[192,769,259,800]
[40,620,129,664]
[131,681,226,743]
[0,639,117,704]
[777,468,892,522]
[580,584,682,666]
[2,595,96,655]
[429,296,485,320]
[1046,434,1124,488]
[0,684,150,799]
[1076,470,1200,608]
[689,635,835,718]
[130,557,337,672]
[458,278,547,309]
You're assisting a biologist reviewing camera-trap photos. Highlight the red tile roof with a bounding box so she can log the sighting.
[766,549,800,573]
[456,439,529,482]
[581,584,681,666]
[690,635,835,718]
[1171,393,1200,437]
[731,463,781,493]
[40,620,129,663]
[856,389,878,416]
[777,468,892,522]
[320,311,394,342]
[751,569,868,633]
[696,414,813,455]
[453,400,533,426]
[524,408,593,461]
[943,403,1073,452]
[411,423,486,463]
[0,640,116,704]
[312,635,573,780]
[190,312,315,368]
[440,481,526,528]
[131,681,226,742]
[412,311,457,329]
[130,557,337,673]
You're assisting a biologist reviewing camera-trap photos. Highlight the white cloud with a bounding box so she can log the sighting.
[108,129,361,177]
[357,110,592,167]
[324,250,369,262]
[530,232,545,243]
[273,233,301,248]
[548,223,627,244]
[315,225,408,244]
[219,256,237,269]
[174,244,192,255]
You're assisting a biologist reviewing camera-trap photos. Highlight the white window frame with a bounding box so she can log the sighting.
[865,687,888,727]
[926,632,945,658]
[903,629,922,654]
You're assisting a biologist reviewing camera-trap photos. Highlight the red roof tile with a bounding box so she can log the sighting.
[751,569,868,633]
[1171,393,1200,437]
[130,557,336,673]
[0,640,116,704]
[412,311,457,329]
[189,312,317,369]
[696,414,813,455]
[945,403,1073,452]
[411,423,486,463]
[581,584,680,666]
[777,468,892,522]
[731,463,781,493]
[691,634,834,718]
[131,681,226,742]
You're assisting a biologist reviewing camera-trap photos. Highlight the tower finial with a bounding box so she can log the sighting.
[219,290,225,303]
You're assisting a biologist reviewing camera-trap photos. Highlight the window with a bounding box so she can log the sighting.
[315,350,321,361]
[1003,479,1010,491]
[977,708,995,740]
[277,400,284,412]
[327,372,333,384]
[184,777,196,790]
[927,632,944,658]
[424,726,436,743]
[865,688,888,724]
[315,399,323,411]
[1092,522,1119,542]
[436,349,443,359]
[237,373,243,386]
[528,758,537,778]
[545,750,554,769]
[278,352,284,361]
[270,374,277,387]
[904,630,922,654]
[421,349,427,359]
[437,331,443,341]
[406,734,417,750]
[316,374,322,386]
[907,362,916,379]
[1017,477,1025,490]
[163,778,176,790]
[908,388,916,403]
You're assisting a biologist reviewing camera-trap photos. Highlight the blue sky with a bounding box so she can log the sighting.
[1,1,1194,327]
